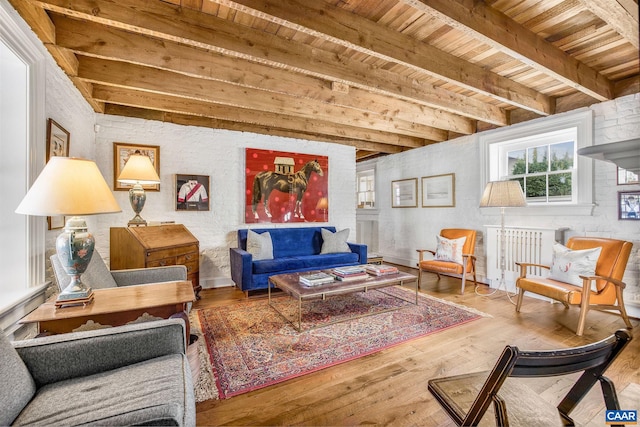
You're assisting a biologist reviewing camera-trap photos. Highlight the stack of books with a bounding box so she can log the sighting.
[365,264,399,276]
[331,266,368,281]
[299,272,335,287]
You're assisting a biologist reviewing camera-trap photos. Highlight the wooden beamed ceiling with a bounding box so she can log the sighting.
[9,0,639,159]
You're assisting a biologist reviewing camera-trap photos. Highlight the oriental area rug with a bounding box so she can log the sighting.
[192,286,489,401]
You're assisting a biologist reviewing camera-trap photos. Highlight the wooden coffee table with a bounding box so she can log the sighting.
[268,270,418,332]
[19,281,195,336]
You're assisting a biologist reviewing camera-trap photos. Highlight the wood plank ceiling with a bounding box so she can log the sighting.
[9,0,639,160]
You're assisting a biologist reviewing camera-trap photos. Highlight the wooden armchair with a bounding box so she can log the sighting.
[515,237,633,336]
[416,228,477,294]
[428,329,632,426]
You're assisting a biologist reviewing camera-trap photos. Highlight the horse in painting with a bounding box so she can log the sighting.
[252,159,324,220]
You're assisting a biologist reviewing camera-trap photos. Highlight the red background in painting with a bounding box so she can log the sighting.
[245,149,329,223]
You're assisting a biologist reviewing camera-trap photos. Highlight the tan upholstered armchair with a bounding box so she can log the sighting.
[417,228,477,294]
[516,237,634,336]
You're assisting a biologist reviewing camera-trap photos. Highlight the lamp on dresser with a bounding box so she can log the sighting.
[479,180,526,302]
[15,157,121,304]
[117,153,160,226]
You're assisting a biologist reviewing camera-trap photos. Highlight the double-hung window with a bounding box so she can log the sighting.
[480,110,594,213]
[357,169,375,209]
[1,3,47,335]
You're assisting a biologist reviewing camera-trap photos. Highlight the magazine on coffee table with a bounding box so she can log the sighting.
[299,272,335,287]
[365,264,399,276]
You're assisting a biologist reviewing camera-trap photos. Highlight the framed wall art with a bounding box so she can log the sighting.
[113,142,160,191]
[245,148,328,223]
[422,173,455,208]
[46,118,70,229]
[391,178,418,208]
[46,118,70,162]
[617,167,639,185]
[618,191,640,220]
[176,174,210,211]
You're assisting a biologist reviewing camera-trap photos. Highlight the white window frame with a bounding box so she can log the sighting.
[1,2,48,336]
[356,168,376,209]
[479,110,594,216]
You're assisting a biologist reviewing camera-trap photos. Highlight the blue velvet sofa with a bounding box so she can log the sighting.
[230,226,367,292]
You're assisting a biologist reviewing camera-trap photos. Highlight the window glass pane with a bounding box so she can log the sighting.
[507,149,525,176]
[550,141,574,171]
[527,145,548,173]
[525,175,547,200]
[549,172,572,200]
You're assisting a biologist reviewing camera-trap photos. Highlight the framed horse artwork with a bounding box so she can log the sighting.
[245,149,329,223]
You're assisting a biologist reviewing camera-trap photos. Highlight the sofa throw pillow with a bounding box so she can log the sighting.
[247,230,273,260]
[549,243,602,290]
[434,235,466,265]
[321,228,351,254]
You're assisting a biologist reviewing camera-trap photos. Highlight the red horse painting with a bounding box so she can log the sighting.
[245,149,328,223]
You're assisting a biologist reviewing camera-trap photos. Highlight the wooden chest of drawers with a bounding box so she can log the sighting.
[110,224,201,298]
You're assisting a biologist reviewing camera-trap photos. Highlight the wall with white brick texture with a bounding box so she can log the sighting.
[92,116,357,287]
[35,20,638,314]
[28,10,356,292]
[365,94,640,315]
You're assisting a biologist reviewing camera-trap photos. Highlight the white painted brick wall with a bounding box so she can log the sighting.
[92,117,357,288]
[370,94,640,314]
[37,27,357,291]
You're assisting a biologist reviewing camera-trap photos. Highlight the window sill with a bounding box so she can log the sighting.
[480,204,595,217]
[0,283,48,336]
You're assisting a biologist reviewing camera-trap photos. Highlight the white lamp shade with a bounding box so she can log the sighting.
[479,180,527,208]
[15,157,121,216]
[117,154,160,184]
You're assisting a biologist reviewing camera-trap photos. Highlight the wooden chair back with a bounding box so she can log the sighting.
[428,329,632,426]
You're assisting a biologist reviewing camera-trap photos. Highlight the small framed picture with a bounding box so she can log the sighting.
[47,215,65,230]
[113,142,160,191]
[46,119,70,229]
[391,178,418,208]
[422,173,455,208]
[176,174,210,211]
[617,167,639,185]
[618,191,640,220]
[46,118,70,162]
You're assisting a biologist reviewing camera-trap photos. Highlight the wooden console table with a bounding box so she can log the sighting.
[110,224,201,298]
[19,281,195,336]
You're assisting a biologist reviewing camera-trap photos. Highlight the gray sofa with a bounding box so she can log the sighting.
[2,318,195,426]
[50,251,187,291]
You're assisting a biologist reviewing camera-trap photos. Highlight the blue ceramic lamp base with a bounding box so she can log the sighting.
[55,216,95,301]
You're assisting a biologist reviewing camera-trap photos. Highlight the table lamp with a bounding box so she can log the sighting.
[117,154,160,226]
[316,197,328,221]
[15,157,121,302]
[479,180,526,301]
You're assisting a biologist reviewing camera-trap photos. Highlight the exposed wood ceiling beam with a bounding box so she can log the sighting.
[105,104,405,153]
[32,0,509,126]
[92,85,426,151]
[52,16,476,135]
[77,55,447,142]
[402,0,615,101]
[215,0,553,115]
[577,0,639,49]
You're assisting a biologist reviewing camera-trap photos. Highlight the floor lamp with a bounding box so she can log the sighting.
[478,180,526,302]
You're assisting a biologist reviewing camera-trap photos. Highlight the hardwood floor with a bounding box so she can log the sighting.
[193,269,639,426]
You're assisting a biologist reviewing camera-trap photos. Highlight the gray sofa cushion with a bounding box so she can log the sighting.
[13,354,194,426]
[0,334,36,426]
[51,251,118,291]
